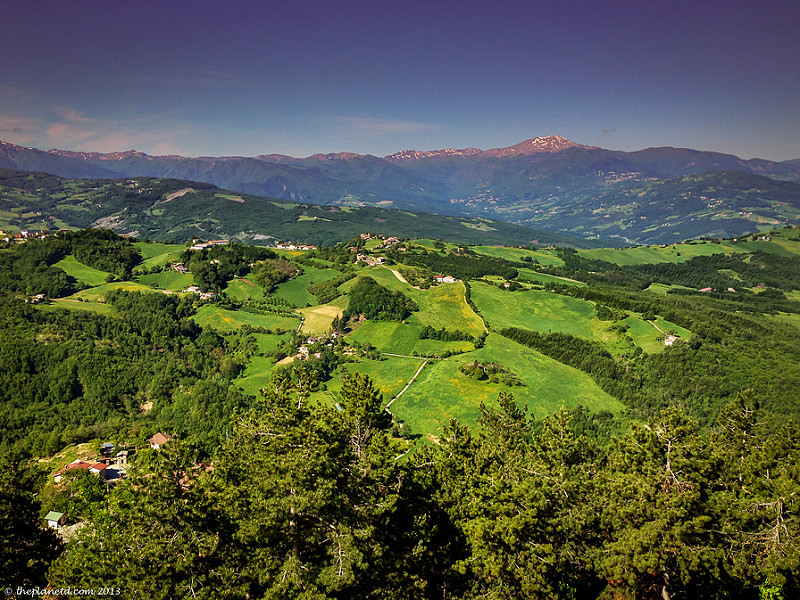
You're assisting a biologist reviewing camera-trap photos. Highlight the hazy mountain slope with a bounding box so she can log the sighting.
[0,169,598,247]
[3,136,800,243]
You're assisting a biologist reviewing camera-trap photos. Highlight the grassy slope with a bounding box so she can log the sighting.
[133,242,185,269]
[577,229,800,266]
[136,271,194,292]
[471,246,565,266]
[622,315,692,354]
[54,255,111,287]
[389,333,621,438]
[470,282,615,343]
[193,305,299,332]
[272,265,341,307]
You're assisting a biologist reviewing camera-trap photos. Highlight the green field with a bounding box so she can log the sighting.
[577,232,800,266]
[133,242,185,269]
[71,281,155,301]
[621,315,692,353]
[54,255,110,287]
[470,282,616,343]
[193,305,300,332]
[40,298,113,316]
[224,277,267,300]
[516,267,586,287]
[236,356,279,397]
[273,265,341,306]
[136,270,195,291]
[390,333,622,438]
[347,321,474,356]
[472,245,565,266]
[350,268,485,336]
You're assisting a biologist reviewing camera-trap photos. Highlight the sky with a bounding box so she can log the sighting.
[1,0,799,160]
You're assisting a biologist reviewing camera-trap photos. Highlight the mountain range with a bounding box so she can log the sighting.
[2,135,800,244]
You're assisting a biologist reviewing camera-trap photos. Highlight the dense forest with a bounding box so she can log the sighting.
[13,381,800,599]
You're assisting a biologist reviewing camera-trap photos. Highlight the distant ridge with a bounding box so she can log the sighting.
[1,136,799,244]
[385,135,590,161]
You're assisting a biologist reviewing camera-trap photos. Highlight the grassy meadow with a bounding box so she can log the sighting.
[54,255,110,287]
[470,282,615,343]
[389,333,622,439]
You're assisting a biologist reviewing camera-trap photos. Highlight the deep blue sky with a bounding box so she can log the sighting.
[2,0,799,160]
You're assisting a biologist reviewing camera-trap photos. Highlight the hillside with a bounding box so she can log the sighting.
[3,137,800,244]
[0,168,597,248]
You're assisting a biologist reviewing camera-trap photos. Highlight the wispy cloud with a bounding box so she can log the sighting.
[601,128,618,135]
[329,116,438,136]
[0,101,200,155]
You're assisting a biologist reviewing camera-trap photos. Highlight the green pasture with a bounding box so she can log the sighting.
[54,255,110,287]
[577,232,800,266]
[348,268,485,336]
[136,271,195,292]
[621,315,692,354]
[644,283,696,295]
[133,242,185,269]
[224,277,266,300]
[347,321,474,356]
[516,267,586,287]
[71,281,155,302]
[40,298,112,316]
[193,305,300,332]
[470,282,616,343]
[407,282,485,335]
[273,265,341,307]
[390,333,622,439]
[236,356,279,398]
[234,332,292,397]
[472,246,565,266]
[251,332,289,354]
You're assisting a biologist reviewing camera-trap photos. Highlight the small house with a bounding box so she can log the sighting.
[148,432,172,450]
[45,511,65,529]
[664,335,678,346]
[100,442,115,457]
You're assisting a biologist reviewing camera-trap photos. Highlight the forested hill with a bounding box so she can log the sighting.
[0,168,598,248]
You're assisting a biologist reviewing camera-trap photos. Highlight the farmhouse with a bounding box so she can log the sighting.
[434,275,457,284]
[148,432,172,450]
[54,460,108,483]
[664,334,678,346]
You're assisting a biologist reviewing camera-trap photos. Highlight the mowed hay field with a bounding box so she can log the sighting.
[390,333,622,438]
[299,296,348,334]
[54,255,110,287]
[193,306,299,332]
[470,282,616,343]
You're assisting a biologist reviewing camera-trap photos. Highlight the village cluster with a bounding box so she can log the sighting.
[45,433,172,531]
